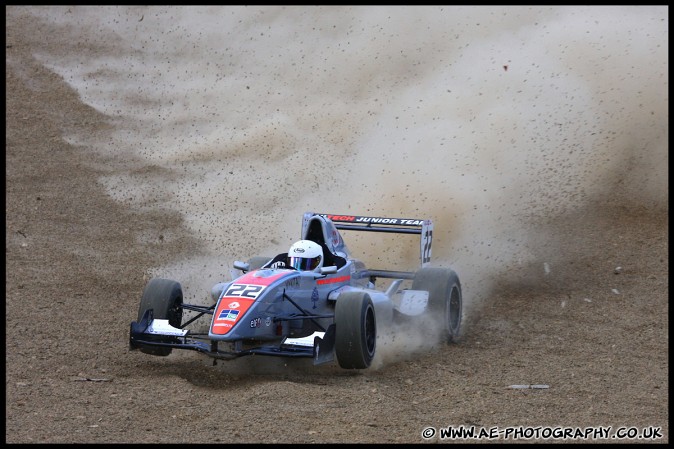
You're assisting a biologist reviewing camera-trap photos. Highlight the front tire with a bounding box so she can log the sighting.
[335,292,377,369]
[137,278,183,356]
[412,267,462,343]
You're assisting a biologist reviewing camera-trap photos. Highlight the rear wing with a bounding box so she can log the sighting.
[314,213,433,268]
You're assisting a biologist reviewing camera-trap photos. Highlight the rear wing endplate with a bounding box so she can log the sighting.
[313,213,433,267]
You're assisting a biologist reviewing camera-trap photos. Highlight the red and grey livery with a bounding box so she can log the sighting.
[129,211,461,370]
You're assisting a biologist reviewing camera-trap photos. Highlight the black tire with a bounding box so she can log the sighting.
[412,267,462,343]
[247,256,272,270]
[137,278,183,356]
[335,292,377,369]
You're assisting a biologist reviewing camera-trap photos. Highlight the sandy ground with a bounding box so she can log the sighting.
[5,8,668,443]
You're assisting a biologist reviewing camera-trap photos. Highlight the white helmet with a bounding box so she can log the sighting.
[288,240,323,272]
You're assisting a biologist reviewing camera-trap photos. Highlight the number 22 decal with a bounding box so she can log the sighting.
[224,284,265,299]
[422,229,432,264]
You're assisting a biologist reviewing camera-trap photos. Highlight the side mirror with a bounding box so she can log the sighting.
[233,260,250,272]
[320,265,338,275]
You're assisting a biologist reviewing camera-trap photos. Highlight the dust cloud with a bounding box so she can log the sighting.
[23,6,668,365]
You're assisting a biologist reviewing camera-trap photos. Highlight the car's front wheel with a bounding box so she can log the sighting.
[137,278,183,356]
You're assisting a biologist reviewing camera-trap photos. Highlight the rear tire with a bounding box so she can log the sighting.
[412,267,462,343]
[335,292,376,369]
[137,278,183,356]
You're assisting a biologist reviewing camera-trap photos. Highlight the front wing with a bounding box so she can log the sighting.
[129,309,336,364]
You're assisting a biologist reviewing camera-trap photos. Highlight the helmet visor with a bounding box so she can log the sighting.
[289,255,321,271]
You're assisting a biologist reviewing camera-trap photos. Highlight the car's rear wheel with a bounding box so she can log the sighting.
[334,292,376,369]
[412,267,462,343]
[137,278,183,356]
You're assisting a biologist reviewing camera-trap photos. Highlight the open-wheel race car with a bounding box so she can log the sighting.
[129,212,462,369]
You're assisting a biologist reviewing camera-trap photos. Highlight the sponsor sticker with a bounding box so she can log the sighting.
[285,277,300,288]
[250,317,262,328]
[218,309,240,321]
[323,214,356,222]
[355,217,423,225]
